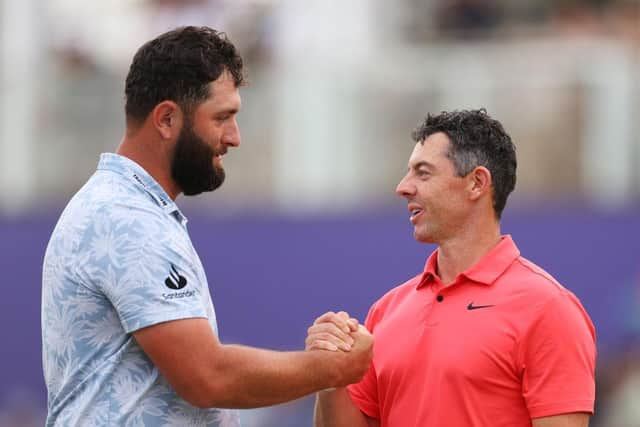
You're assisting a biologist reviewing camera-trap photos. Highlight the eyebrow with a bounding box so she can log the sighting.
[214,107,240,116]
[409,160,435,171]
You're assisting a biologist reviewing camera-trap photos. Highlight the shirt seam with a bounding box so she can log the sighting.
[122,309,208,333]
[513,258,567,291]
[528,399,595,417]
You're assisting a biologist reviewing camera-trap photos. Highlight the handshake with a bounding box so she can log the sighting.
[305,311,374,387]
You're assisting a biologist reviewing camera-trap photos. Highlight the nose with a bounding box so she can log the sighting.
[395,174,415,198]
[222,119,241,147]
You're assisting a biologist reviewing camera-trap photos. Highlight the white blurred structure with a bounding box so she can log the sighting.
[0,0,639,214]
[0,0,41,213]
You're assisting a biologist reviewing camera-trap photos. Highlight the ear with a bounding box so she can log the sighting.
[151,101,183,140]
[467,166,492,201]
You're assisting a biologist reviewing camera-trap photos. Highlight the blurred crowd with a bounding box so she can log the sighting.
[1,0,639,425]
[47,0,640,66]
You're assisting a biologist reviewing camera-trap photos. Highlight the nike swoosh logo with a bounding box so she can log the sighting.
[467,302,495,310]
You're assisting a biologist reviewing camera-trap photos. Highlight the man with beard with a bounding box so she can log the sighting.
[41,26,372,427]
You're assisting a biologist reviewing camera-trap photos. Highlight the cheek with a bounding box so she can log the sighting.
[212,128,227,145]
[442,186,472,218]
[418,184,445,206]
[196,121,219,140]
[426,183,465,212]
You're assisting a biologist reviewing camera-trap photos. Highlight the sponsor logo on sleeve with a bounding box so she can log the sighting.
[163,264,195,299]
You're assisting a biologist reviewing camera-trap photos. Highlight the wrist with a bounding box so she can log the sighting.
[310,349,348,388]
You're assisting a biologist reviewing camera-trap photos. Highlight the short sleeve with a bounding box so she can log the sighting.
[519,292,596,418]
[84,207,209,333]
[347,304,381,419]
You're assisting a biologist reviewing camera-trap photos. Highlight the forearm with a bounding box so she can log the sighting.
[134,317,371,409]
[315,387,372,427]
[200,344,344,409]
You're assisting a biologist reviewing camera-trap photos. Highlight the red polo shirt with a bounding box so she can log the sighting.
[348,235,596,426]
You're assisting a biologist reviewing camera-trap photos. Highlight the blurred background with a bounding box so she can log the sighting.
[1,0,639,425]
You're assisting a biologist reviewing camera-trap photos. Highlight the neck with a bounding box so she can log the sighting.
[116,128,181,200]
[436,215,501,286]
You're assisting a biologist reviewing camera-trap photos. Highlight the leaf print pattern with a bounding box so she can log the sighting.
[42,153,239,426]
[165,400,240,427]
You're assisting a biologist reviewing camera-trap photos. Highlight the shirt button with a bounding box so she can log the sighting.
[436,295,444,302]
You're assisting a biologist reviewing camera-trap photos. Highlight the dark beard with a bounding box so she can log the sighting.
[171,121,225,196]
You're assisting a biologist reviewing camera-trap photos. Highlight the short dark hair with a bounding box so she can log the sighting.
[125,26,244,123]
[412,109,517,219]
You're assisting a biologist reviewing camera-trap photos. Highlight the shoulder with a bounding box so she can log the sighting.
[69,172,168,233]
[49,172,178,266]
[507,256,594,334]
[506,255,573,301]
[88,171,163,217]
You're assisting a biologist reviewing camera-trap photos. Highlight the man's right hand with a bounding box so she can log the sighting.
[306,311,359,352]
[305,311,374,387]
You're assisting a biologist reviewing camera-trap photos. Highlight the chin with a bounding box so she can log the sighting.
[413,228,435,244]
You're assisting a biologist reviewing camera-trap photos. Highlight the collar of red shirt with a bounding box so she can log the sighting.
[417,235,521,289]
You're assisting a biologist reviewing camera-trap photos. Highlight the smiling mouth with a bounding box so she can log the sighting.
[410,208,423,223]
[214,149,227,161]
[213,154,224,167]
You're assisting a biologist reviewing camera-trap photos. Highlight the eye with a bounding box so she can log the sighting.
[417,169,430,178]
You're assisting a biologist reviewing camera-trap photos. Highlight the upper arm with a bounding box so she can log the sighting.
[520,293,596,418]
[90,209,210,334]
[532,412,590,427]
[100,216,216,405]
[134,318,223,407]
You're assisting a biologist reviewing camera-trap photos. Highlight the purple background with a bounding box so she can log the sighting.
[1,203,639,409]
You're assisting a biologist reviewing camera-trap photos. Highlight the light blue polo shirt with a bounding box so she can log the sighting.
[41,153,240,426]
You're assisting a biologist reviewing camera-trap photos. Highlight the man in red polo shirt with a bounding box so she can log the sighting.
[308,109,596,427]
